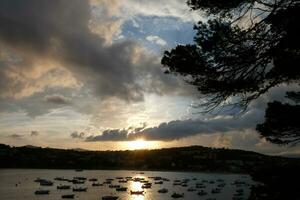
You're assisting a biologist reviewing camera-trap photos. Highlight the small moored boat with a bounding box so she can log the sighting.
[158,188,168,193]
[92,182,103,186]
[61,194,75,199]
[130,190,144,195]
[102,196,119,200]
[57,185,71,190]
[35,190,50,195]
[72,187,87,192]
[116,187,127,191]
[187,187,196,192]
[197,190,207,196]
[171,193,184,198]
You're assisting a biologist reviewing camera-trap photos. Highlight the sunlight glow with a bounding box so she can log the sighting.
[127,139,156,150]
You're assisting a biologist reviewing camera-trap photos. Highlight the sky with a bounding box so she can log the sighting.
[0,0,299,156]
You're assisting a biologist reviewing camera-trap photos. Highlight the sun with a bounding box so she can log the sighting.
[128,139,151,150]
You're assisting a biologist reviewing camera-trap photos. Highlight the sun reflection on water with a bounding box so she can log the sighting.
[128,176,146,200]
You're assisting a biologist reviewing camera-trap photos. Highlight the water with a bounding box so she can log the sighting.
[0,169,253,200]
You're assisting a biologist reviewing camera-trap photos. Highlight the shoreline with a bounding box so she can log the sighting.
[0,168,251,176]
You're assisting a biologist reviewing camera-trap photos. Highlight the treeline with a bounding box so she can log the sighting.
[0,143,297,174]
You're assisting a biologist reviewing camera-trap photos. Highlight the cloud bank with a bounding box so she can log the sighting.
[86,105,264,141]
[0,0,192,107]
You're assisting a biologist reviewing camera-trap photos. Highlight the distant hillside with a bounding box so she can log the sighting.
[0,143,298,174]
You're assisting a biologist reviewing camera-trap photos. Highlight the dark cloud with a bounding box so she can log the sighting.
[86,106,263,142]
[45,94,71,105]
[86,129,128,141]
[0,0,191,105]
[0,88,75,117]
[31,131,39,136]
[71,131,85,139]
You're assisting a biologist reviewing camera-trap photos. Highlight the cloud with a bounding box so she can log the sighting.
[116,0,203,23]
[31,131,39,136]
[71,131,85,139]
[86,129,128,141]
[87,83,298,143]
[45,94,71,105]
[0,0,193,110]
[86,106,263,141]
[146,35,167,46]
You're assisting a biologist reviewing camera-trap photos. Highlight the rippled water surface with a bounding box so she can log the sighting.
[0,169,253,200]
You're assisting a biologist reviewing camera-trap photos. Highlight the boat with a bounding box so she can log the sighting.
[57,185,71,189]
[158,188,168,193]
[103,180,112,184]
[89,178,98,182]
[34,190,50,195]
[232,197,244,200]
[74,177,87,180]
[72,187,87,192]
[211,188,221,193]
[133,177,145,182]
[116,187,127,191]
[187,187,196,192]
[92,182,103,186]
[181,183,188,187]
[142,183,152,189]
[40,180,54,186]
[61,194,75,199]
[72,179,85,184]
[171,193,184,198]
[197,190,207,196]
[109,184,120,188]
[118,180,127,183]
[155,181,163,184]
[217,183,226,187]
[130,190,144,195]
[196,183,206,189]
[102,196,118,200]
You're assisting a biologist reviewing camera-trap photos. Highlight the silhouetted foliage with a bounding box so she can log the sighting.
[161,0,300,147]
[256,101,300,145]
[162,0,300,110]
